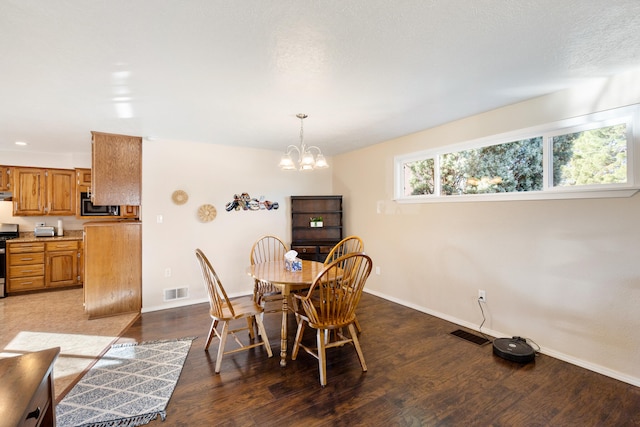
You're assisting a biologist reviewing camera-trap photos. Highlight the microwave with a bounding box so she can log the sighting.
[80,192,120,216]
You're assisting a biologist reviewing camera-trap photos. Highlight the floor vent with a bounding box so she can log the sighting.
[164,287,189,301]
[450,329,490,346]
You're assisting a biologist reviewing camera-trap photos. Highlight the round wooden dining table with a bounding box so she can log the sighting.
[246,259,325,367]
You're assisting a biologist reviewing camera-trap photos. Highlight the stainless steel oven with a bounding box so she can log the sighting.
[0,223,19,298]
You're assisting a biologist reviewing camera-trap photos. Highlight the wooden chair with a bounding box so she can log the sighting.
[195,249,272,373]
[250,235,288,313]
[292,252,372,386]
[324,235,364,265]
[324,235,365,332]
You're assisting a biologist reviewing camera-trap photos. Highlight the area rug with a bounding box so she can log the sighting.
[56,337,195,427]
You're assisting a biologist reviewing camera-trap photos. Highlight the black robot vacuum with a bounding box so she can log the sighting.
[493,336,536,363]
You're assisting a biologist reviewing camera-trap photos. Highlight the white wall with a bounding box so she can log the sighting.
[332,68,640,386]
[141,139,332,311]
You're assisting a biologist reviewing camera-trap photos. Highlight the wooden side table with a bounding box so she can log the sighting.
[0,347,60,427]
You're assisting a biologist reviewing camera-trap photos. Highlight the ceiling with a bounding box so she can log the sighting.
[2,0,640,157]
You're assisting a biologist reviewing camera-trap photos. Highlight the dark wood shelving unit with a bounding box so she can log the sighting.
[291,195,343,262]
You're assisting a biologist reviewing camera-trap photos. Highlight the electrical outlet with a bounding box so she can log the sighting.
[375,266,381,275]
[478,289,486,302]
[165,268,171,277]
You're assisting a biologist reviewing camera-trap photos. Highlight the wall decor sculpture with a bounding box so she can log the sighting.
[225,193,279,211]
[198,204,217,222]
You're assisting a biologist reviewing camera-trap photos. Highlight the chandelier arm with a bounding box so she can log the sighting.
[305,145,324,155]
[284,144,302,155]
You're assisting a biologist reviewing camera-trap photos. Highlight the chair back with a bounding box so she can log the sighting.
[300,252,372,328]
[195,249,235,318]
[250,235,289,265]
[324,235,364,265]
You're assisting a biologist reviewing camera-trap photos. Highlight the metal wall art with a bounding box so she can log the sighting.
[225,193,279,211]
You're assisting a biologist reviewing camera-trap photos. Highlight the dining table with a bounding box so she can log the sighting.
[246,259,325,367]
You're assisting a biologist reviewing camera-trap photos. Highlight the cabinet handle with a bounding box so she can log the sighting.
[26,406,41,420]
[20,258,34,261]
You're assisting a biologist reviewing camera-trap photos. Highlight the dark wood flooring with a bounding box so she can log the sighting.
[114,293,640,426]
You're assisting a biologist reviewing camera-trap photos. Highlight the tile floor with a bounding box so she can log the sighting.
[0,288,138,399]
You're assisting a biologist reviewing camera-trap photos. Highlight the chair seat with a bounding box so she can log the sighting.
[213,295,262,321]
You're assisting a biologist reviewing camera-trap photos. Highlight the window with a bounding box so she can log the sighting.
[551,123,628,188]
[440,137,543,195]
[395,105,638,202]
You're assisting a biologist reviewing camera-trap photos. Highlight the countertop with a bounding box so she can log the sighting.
[9,229,84,243]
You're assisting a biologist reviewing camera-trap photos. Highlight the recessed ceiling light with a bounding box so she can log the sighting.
[15,141,27,146]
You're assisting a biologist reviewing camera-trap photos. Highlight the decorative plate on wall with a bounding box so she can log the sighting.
[197,204,217,222]
[171,190,189,205]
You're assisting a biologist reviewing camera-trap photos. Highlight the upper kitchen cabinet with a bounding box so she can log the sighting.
[12,167,76,216]
[91,131,142,206]
[0,166,10,191]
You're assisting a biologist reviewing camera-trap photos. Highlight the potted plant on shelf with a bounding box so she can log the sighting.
[310,216,323,228]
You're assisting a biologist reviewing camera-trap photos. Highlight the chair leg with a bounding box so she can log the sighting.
[254,315,273,357]
[291,320,305,360]
[354,315,362,333]
[215,321,230,373]
[204,319,218,351]
[317,328,327,387]
[348,323,367,372]
[246,318,255,340]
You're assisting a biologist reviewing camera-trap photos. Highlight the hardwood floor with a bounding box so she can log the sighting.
[113,293,639,427]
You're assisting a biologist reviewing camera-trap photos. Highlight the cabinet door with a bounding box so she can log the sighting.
[13,167,45,216]
[46,249,78,287]
[121,205,139,218]
[0,166,10,191]
[91,131,142,206]
[47,169,76,216]
[76,168,92,187]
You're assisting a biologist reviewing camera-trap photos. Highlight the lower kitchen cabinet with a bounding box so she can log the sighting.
[45,241,80,287]
[7,239,82,293]
[7,242,45,292]
[84,221,141,319]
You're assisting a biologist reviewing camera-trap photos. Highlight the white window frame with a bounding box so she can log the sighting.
[394,105,639,203]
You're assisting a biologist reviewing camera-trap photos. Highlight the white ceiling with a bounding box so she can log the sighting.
[2,0,640,157]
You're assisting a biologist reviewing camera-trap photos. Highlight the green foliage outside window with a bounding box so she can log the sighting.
[441,137,543,195]
[552,124,627,187]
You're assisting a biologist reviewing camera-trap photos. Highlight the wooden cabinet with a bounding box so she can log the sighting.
[291,195,343,262]
[84,221,142,319]
[75,168,140,219]
[91,131,142,206]
[0,347,59,427]
[45,240,80,288]
[7,242,45,292]
[12,167,76,216]
[0,166,10,191]
[76,167,92,187]
[8,239,82,293]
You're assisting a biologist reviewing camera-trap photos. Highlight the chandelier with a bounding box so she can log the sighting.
[278,113,329,171]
